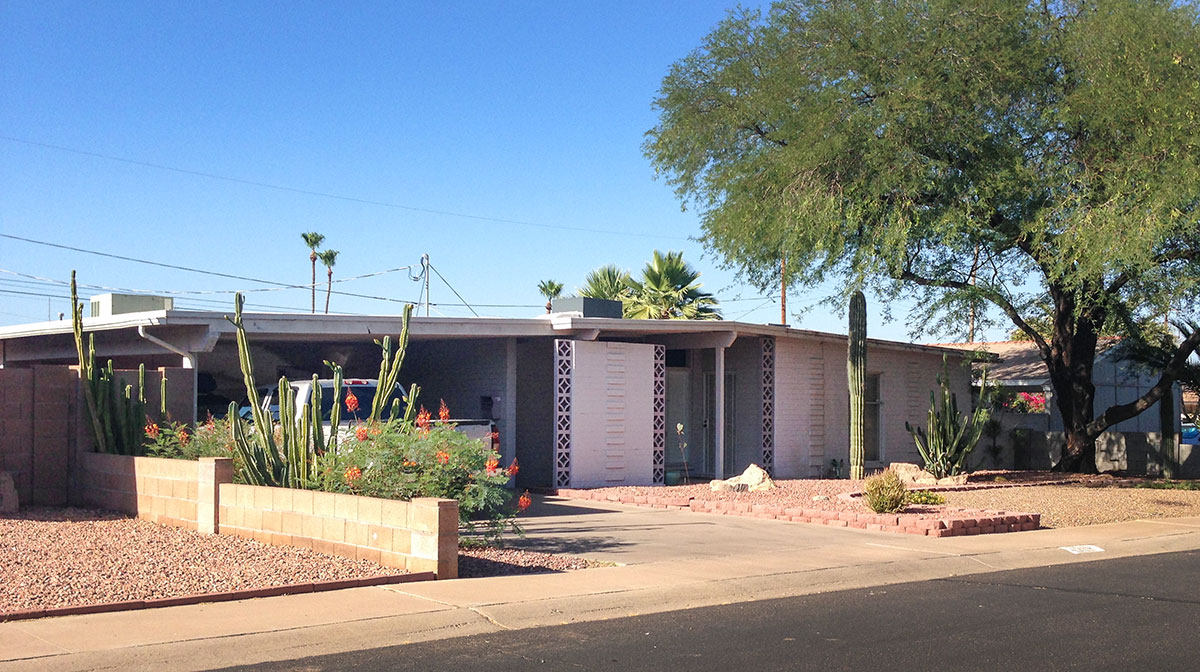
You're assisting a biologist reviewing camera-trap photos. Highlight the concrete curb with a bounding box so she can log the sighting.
[0,571,436,623]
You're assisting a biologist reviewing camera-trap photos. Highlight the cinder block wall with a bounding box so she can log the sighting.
[72,452,203,530]
[217,486,458,578]
[0,366,77,506]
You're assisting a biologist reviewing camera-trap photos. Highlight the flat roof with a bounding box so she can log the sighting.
[0,309,977,359]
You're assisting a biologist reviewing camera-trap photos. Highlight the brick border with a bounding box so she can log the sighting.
[556,488,1041,538]
[0,571,435,623]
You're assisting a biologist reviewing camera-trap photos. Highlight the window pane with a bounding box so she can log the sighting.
[864,374,881,461]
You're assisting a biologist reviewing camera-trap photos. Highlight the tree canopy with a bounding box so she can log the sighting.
[645,0,1200,471]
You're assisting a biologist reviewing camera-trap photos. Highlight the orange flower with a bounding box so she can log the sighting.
[485,456,499,476]
[369,425,382,436]
[416,406,432,434]
[344,466,362,483]
[435,450,450,465]
[344,389,359,413]
[355,425,369,442]
[438,399,451,422]
[506,458,519,477]
[177,428,190,446]
[517,490,532,512]
[144,419,159,440]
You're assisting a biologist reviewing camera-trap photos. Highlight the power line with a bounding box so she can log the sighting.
[427,263,479,317]
[1,135,689,241]
[0,234,416,304]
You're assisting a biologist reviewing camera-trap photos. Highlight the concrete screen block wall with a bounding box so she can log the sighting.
[217,485,458,578]
[568,341,656,488]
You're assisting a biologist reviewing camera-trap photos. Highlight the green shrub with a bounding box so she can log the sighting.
[313,420,522,542]
[863,469,908,514]
[1134,479,1200,491]
[905,490,946,506]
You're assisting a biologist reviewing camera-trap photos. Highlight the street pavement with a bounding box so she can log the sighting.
[3,496,1200,670]
[223,549,1200,671]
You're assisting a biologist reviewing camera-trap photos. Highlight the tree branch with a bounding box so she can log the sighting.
[1107,246,1200,295]
[897,268,1052,358]
[1086,327,1200,437]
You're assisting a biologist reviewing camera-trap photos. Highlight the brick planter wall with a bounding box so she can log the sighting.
[72,452,204,530]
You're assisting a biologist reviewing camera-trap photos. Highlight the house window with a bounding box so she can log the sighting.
[864,373,882,462]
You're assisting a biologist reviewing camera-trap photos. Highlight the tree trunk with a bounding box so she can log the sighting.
[1045,288,1100,473]
[310,252,317,314]
[325,269,332,314]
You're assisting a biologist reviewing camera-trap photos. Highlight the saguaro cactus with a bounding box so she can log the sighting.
[847,290,867,480]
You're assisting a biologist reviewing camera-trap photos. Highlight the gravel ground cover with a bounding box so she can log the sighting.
[943,485,1200,528]
[563,472,1200,530]
[1,507,603,615]
[458,546,610,578]
[0,507,405,614]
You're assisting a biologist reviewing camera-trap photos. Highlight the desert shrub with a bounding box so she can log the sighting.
[1134,479,1200,491]
[863,469,908,514]
[905,490,946,505]
[313,420,522,542]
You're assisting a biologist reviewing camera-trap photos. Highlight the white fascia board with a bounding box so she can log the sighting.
[0,310,170,339]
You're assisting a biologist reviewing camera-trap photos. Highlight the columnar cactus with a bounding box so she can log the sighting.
[906,358,991,479]
[369,303,418,424]
[71,271,152,455]
[847,290,867,480]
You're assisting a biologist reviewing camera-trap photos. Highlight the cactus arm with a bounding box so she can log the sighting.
[324,361,343,453]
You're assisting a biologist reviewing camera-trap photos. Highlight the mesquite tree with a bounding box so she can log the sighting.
[645,0,1200,472]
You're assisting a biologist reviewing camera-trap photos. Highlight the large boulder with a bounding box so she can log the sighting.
[710,464,775,492]
[0,471,17,514]
[890,462,968,487]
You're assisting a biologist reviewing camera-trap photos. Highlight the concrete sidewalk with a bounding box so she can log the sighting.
[4,497,1200,671]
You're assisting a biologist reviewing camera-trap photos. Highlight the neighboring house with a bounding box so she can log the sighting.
[0,296,976,488]
[935,340,1185,475]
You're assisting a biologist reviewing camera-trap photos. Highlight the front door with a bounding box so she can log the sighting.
[703,372,736,477]
[665,369,694,478]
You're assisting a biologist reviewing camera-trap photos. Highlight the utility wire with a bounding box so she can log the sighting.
[427,263,479,317]
[0,265,414,296]
[1,135,689,241]
[0,234,416,304]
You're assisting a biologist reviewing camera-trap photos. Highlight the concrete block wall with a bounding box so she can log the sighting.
[72,452,203,530]
[217,486,458,578]
[0,366,78,506]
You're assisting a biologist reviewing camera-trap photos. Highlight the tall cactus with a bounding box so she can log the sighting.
[847,290,867,480]
[370,303,417,424]
[906,357,991,479]
[71,272,153,455]
[226,292,345,487]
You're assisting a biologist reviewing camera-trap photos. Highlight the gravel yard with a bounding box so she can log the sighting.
[943,485,1200,528]
[1,507,601,615]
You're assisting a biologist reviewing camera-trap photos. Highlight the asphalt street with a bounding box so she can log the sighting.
[221,549,1200,671]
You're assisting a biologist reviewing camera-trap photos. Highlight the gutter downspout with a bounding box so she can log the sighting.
[137,325,197,424]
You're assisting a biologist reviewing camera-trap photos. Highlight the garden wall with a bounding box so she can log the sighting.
[71,452,207,530]
[218,485,457,578]
[68,453,459,578]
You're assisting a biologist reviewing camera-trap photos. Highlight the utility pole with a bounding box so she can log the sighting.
[421,253,430,317]
[780,254,787,326]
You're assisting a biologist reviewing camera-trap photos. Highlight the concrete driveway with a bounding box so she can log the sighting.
[500,494,903,565]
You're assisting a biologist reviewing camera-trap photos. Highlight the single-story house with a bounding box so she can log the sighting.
[935,339,1185,475]
[0,295,976,489]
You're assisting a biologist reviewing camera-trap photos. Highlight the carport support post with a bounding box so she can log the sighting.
[504,338,517,465]
[715,344,726,480]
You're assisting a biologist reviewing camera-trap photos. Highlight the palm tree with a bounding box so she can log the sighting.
[537,279,564,314]
[318,249,339,314]
[301,232,325,313]
[625,250,720,320]
[578,264,632,302]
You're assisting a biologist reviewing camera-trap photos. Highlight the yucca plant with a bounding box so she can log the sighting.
[906,357,991,479]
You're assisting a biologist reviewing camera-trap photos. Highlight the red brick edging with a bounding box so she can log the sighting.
[0,571,435,623]
[555,489,1041,539]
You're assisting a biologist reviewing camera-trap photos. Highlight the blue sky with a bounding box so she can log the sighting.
[0,1,992,342]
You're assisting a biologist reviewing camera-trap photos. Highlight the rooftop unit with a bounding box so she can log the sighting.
[89,293,174,317]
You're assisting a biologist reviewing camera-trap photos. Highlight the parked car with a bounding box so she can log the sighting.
[1183,422,1198,444]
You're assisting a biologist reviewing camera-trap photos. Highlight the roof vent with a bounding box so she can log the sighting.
[550,297,623,319]
[89,293,174,317]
